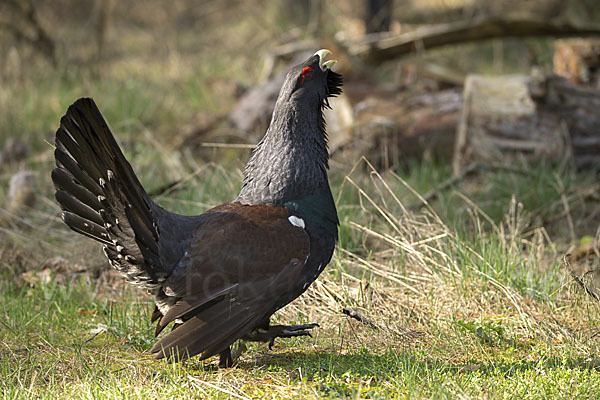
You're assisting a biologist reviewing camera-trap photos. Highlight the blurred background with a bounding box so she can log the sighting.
[2,1,600,395]
[2,0,600,298]
[1,0,600,292]
[2,0,599,233]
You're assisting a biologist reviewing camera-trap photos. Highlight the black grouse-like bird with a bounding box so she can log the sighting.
[51,50,342,366]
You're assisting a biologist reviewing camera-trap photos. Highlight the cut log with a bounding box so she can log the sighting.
[554,39,600,88]
[453,73,600,175]
[533,75,600,169]
[334,88,462,168]
[348,16,600,63]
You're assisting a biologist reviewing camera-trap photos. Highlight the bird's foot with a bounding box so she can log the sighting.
[261,323,320,349]
[242,322,319,350]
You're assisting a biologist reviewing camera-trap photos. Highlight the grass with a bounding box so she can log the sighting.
[2,2,600,397]
[2,274,600,399]
[2,154,599,399]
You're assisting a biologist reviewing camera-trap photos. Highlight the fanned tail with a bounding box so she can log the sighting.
[52,97,167,291]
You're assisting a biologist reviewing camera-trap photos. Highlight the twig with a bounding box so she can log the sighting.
[147,179,183,197]
[0,344,43,354]
[563,254,600,303]
[342,308,379,330]
[200,142,256,149]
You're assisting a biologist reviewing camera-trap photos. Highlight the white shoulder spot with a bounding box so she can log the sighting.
[288,215,305,229]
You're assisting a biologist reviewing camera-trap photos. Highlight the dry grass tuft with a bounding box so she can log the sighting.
[276,157,600,367]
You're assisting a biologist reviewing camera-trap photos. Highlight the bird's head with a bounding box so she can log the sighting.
[275,49,343,111]
[236,49,343,208]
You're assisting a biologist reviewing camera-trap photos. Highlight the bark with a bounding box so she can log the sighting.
[348,16,600,63]
[454,73,600,175]
[365,0,394,34]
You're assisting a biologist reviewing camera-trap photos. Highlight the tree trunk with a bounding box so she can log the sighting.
[365,0,393,34]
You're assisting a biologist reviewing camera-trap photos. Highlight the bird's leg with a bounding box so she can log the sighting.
[244,323,319,349]
[218,347,233,368]
[218,341,248,368]
[230,340,247,361]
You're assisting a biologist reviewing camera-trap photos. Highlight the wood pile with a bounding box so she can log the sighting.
[554,39,600,88]
[453,73,600,175]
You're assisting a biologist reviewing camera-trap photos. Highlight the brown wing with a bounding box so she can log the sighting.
[150,203,310,360]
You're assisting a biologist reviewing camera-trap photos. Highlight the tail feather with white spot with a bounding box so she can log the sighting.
[51,98,167,292]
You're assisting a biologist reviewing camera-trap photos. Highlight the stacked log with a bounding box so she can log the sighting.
[554,39,600,88]
[453,73,600,175]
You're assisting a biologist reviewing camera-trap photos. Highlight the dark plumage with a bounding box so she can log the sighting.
[51,50,342,365]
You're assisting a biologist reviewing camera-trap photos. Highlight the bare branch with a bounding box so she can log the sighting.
[348,16,600,63]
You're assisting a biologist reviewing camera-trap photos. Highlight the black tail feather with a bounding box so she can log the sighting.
[51,168,102,211]
[54,148,103,196]
[52,97,166,291]
[62,211,111,245]
[55,189,104,227]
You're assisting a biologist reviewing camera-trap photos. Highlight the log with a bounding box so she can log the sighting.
[333,88,462,168]
[453,74,564,175]
[348,16,600,63]
[453,73,600,175]
[534,75,600,169]
[224,72,462,168]
[554,39,600,87]
[228,74,284,136]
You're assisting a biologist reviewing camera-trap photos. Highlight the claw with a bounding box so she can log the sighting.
[283,323,319,331]
[243,322,320,350]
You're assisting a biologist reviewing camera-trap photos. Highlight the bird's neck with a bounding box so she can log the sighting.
[236,103,330,206]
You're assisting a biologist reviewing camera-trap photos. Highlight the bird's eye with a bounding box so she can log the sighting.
[300,66,313,85]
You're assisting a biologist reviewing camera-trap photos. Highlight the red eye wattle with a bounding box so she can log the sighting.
[300,66,313,85]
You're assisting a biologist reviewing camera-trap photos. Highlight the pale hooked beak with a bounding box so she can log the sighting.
[314,49,337,71]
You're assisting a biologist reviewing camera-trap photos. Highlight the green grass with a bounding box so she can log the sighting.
[2,156,599,399]
[2,275,600,399]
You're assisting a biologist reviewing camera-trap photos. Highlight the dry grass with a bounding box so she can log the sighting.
[2,153,600,398]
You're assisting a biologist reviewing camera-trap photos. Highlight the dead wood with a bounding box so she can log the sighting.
[452,73,600,175]
[343,308,379,330]
[348,16,600,63]
[554,39,600,87]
